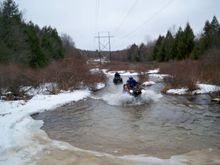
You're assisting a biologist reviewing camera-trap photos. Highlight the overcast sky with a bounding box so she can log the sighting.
[14,0,220,50]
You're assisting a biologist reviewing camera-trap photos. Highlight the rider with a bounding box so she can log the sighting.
[114,72,121,79]
[126,76,138,88]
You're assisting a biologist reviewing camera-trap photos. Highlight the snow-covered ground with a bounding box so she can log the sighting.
[166,84,220,95]
[0,89,90,164]
[166,88,189,95]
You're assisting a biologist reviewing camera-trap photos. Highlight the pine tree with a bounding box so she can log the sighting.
[139,43,145,61]
[183,23,195,58]
[164,30,174,60]
[41,26,64,60]
[2,0,21,22]
[25,22,48,68]
[191,16,220,59]
[153,35,165,61]
[127,44,139,62]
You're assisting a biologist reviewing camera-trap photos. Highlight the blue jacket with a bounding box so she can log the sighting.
[127,78,137,87]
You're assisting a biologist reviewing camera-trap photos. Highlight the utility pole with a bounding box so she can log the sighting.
[98,32,101,66]
[95,31,113,66]
[108,32,112,61]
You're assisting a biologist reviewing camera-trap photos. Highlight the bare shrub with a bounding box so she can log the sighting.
[160,60,199,91]
[42,56,106,91]
[0,56,107,100]
[0,64,40,99]
[199,48,220,85]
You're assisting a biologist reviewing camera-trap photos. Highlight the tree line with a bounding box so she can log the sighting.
[125,16,220,62]
[0,0,68,68]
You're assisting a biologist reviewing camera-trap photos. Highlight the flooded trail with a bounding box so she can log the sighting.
[32,75,220,164]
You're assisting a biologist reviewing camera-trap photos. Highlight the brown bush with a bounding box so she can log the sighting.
[0,56,107,99]
[199,48,220,85]
[160,60,199,91]
[0,64,40,96]
[159,51,220,92]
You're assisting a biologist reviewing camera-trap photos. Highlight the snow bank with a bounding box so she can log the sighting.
[149,73,170,80]
[193,84,220,94]
[166,84,220,95]
[166,88,188,95]
[146,68,160,74]
[90,68,101,74]
[96,83,105,90]
[103,68,160,77]
[143,81,156,86]
[104,70,139,76]
[0,90,90,163]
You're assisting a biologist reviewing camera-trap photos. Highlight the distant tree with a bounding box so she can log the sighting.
[183,23,195,58]
[0,0,31,65]
[138,43,147,61]
[127,44,139,62]
[61,33,77,56]
[163,30,175,60]
[153,35,165,61]
[2,0,21,22]
[41,26,64,60]
[25,22,48,68]
[191,16,220,59]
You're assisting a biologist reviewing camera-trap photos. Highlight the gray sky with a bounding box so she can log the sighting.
[15,0,220,50]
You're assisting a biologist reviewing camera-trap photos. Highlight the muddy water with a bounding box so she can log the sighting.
[32,75,220,164]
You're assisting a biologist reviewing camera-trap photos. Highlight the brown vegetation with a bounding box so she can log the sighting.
[0,56,106,100]
[159,48,220,92]
[159,60,199,92]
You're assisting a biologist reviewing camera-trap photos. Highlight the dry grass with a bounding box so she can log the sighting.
[159,48,220,92]
[159,60,199,91]
[0,56,106,100]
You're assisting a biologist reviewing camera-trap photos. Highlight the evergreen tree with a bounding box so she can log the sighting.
[152,35,165,61]
[25,22,48,68]
[41,26,64,60]
[163,30,174,60]
[2,0,21,22]
[138,43,146,61]
[127,44,139,62]
[183,23,195,58]
[191,16,220,59]
[0,0,30,65]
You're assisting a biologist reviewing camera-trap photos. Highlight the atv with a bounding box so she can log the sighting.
[113,76,123,84]
[123,83,143,97]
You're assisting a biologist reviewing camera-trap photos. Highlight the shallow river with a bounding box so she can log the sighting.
[32,75,220,164]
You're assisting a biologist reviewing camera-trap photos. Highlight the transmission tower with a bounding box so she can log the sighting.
[95,32,113,65]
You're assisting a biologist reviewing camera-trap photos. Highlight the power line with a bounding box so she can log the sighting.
[116,0,174,43]
[113,0,139,34]
[94,0,100,34]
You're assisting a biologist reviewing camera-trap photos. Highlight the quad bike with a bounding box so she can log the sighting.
[113,76,123,84]
[123,83,143,97]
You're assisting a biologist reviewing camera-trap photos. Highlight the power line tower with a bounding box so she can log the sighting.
[95,32,113,65]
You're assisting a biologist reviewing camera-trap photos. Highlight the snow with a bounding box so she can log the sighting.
[146,68,160,74]
[166,88,189,95]
[143,81,156,86]
[96,83,105,90]
[166,84,220,95]
[104,70,139,76]
[193,84,220,94]
[0,89,90,164]
[90,68,101,74]
[149,73,170,80]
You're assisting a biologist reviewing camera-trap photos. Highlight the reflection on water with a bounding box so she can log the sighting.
[32,75,220,159]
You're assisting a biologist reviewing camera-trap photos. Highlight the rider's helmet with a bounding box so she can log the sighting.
[129,76,133,80]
